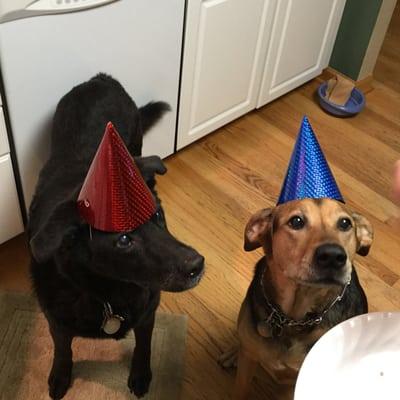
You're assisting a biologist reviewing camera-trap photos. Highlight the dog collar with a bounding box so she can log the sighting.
[258,266,351,338]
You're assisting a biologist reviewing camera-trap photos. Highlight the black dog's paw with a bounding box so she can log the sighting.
[128,370,152,398]
[48,369,71,400]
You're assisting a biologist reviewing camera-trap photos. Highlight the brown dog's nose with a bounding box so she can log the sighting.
[186,255,205,278]
[314,244,347,270]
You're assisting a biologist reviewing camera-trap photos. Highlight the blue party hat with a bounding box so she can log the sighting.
[277,116,344,205]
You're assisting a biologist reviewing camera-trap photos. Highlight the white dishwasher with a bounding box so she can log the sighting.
[0,0,185,213]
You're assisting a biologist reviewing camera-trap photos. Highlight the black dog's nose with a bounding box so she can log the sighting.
[315,244,347,269]
[186,255,205,278]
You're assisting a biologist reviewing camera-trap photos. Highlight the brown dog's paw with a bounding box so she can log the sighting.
[48,369,71,400]
[128,370,152,398]
[218,346,238,369]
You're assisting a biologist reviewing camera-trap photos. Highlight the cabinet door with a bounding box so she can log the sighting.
[257,0,345,108]
[177,0,269,149]
[0,154,23,244]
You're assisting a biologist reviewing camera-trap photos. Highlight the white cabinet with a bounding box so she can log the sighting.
[0,103,23,244]
[257,0,346,107]
[0,154,23,244]
[177,0,270,150]
[177,0,345,148]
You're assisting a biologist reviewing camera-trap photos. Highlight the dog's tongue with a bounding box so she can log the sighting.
[77,122,156,232]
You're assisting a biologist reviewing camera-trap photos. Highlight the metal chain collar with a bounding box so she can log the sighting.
[260,267,351,336]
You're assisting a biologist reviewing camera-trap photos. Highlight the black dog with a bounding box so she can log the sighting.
[28,74,205,399]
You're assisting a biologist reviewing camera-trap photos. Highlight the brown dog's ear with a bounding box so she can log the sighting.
[244,208,273,251]
[352,213,373,256]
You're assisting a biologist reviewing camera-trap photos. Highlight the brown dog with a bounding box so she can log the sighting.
[220,198,373,399]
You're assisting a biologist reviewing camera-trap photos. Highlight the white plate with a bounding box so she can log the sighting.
[294,312,400,400]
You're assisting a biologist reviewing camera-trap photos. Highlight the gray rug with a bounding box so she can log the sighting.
[0,292,187,400]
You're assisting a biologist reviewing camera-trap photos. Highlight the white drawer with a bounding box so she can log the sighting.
[0,154,23,244]
[0,108,10,156]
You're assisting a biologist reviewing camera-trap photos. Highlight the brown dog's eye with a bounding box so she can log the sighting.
[116,234,133,249]
[288,216,305,230]
[338,218,352,231]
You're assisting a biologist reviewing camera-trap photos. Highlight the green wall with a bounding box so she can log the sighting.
[329,0,383,80]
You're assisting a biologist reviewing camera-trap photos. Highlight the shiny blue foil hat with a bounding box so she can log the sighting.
[277,116,344,205]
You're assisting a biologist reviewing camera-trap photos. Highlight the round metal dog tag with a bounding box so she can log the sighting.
[102,316,122,335]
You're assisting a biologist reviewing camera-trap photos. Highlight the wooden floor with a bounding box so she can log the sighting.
[1,21,400,400]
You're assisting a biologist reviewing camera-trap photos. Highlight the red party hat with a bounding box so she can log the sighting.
[77,122,156,232]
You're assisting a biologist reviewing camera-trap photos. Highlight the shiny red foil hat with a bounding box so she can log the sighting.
[77,122,156,232]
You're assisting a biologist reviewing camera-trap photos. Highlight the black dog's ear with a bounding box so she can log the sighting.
[352,213,374,256]
[244,208,273,251]
[135,155,167,186]
[29,199,81,263]
[139,101,171,134]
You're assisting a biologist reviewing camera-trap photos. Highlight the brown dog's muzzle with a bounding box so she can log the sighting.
[314,244,347,270]
[312,243,349,283]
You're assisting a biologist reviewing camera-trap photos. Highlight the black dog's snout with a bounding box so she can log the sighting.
[315,244,347,269]
[186,255,205,278]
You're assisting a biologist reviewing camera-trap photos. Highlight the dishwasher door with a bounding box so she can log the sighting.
[0,0,184,210]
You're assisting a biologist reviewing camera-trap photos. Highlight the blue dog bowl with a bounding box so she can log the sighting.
[317,82,365,117]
